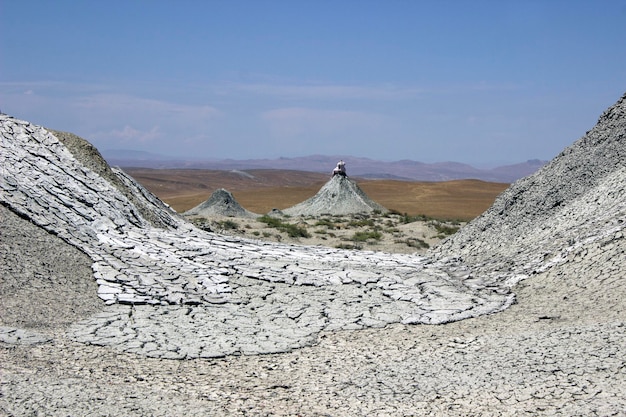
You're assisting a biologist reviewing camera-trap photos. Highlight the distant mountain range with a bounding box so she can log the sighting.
[102,149,547,183]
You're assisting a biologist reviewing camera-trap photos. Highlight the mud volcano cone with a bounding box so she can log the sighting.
[184,188,258,218]
[283,174,387,216]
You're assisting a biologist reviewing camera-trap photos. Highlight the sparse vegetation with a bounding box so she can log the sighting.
[258,215,310,238]
[187,208,467,254]
[431,221,460,237]
[218,219,239,230]
[348,218,375,227]
[402,213,429,224]
[315,218,337,229]
[186,205,468,255]
[350,230,382,242]
[258,215,281,227]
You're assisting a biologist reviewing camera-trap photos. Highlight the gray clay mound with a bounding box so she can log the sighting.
[184,188,259,218]
[282,174,387,216]
[50,129,182,230]
[436,92,626,279]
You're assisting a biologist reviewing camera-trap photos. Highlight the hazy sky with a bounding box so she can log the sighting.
[2,1,625,166]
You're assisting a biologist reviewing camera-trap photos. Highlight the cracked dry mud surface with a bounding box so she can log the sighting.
[0,114,515,357]
[2,238,625,416]
[1,92,626,416]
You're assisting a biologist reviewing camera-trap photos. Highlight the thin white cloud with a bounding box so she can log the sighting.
[217,80,521,102]
[76,94,221,151]
[225,82,424,100]
[105,125,162,144]
[0,80,68,89]
[0,80,113,97]
[0,83,224,154]
[72,93,221,118]
[0,78,547,162]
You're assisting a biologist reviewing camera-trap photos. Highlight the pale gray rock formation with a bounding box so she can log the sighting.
[184,188,259,218]
[267,207,284,217]
[283,174,388,216]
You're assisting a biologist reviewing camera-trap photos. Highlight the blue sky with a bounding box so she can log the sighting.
[2,1,625,166]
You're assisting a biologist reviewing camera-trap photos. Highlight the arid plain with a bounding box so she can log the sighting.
[122,168,510,253]
[123,168,509,220]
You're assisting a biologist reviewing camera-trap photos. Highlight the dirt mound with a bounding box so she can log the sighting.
[184,188,259,218]
[282,174,387,216]
[50,129,182,230]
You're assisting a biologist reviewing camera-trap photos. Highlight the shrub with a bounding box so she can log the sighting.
[402,213,429,224]
[315,218,337,229]
[282,223,310,238]
[219,219,239,230]
[258,215,283,228]
[432,222,459,236]
[351,230,382,242]
[258,215,310,238]
[348,218,375,227]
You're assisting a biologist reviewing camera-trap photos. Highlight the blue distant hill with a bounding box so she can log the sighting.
[102,150,546,183]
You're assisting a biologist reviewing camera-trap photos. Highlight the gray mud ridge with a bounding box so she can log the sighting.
[283,173,388,216]
[184,188,259,219]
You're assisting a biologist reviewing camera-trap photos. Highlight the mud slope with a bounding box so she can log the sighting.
[436,92,625,281]
[283,174,388,216]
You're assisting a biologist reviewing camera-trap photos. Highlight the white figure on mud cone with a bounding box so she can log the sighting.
[332,160,346,177]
